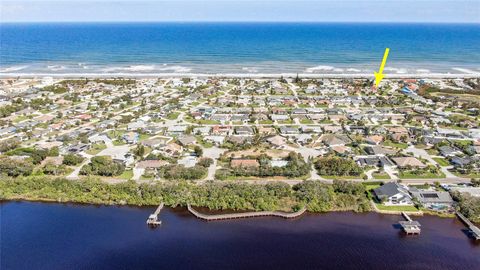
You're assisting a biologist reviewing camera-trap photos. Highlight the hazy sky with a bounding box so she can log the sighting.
[1,0,479,23]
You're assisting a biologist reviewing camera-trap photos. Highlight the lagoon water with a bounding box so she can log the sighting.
[1,201,479,270]
[1,23,479,75]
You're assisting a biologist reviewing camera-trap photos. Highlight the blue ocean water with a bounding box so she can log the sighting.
[0,23,479,75]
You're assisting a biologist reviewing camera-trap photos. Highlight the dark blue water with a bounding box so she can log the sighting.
[1,201,479,270]
[0,23,479,74]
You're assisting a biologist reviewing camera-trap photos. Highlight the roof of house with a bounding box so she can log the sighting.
[231,159,260,168]
[367,145,397,156]
[373,182,406,198]
[267,135,287,146]
[177,135,197,146]
[391,157,426,168]
[410,190,453,204]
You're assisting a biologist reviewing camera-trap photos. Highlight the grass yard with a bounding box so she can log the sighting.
[166,112,180,120]
[433,157,450,166]
[399,171,446,179]
[300,119,314,124]
[372,172,390,180]
[86,143,107,155]
[383,141,408,149]
[118,170,133,180]
[362,182,382,191]
[259,120,273,124]
[374,203,419,212]
[321,174,364,180]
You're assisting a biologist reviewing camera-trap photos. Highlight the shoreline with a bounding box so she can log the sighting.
[1,198,460,222]
[1,72,480,79]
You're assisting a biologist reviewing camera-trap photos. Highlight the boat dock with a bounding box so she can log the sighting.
[398,212,421,235]
[146,203,164,226]
[456,212,480,240]
[187,204,306,221]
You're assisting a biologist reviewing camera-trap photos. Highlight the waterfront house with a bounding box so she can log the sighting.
[373,182,413,206]
[410,189,454,210]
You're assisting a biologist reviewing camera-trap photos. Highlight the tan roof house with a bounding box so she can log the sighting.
[391,157,427,168]
[266,135,287,148]
[231,159,260,168]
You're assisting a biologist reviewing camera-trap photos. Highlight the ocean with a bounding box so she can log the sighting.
[0,23,479,76]
[2,201,479,270]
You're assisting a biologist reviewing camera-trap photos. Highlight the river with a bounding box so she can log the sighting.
[1,201,479,269]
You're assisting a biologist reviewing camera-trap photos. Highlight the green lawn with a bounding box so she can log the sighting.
[453,172,480,178]
[372,173,391,180]
[322,174,364,180]
[399,171,446,179]
[300,119,314,124]
[86,143,107,155]
[166,112,180,120]
[138,133,151,142]
[362,182,382,191]
[374,203,419,212]
[113,140,126,146]
[202,119,222,124]
[383,141,408,149]
[433,157,450,166]
[13,115,29,123]
[118,170,133,180]
[259,120,273,125]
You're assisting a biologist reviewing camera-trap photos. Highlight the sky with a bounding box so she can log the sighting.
[1,0,479,23]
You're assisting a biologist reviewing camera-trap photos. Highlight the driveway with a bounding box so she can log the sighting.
[202,146,226,180]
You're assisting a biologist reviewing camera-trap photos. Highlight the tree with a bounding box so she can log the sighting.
[133,144,146,158]
[194,146,203,157]
[197,157,213,168]
[62,154,84,166]
[314,156,362,176]
[80,156,125,176]
[0,139,20,153]
[471,178,480,187]
[0,156,34,177]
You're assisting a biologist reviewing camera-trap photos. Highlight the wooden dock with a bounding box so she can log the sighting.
[398,212,421,235]
[456,212,480,241]
[187,204,307,221]
[146,203,164,226]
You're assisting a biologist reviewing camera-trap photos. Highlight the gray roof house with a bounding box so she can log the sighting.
[373,182,413,206]
[410,189,454,209]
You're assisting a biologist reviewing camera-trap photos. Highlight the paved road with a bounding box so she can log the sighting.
[404,145,457,178]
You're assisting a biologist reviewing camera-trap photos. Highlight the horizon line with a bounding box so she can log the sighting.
[1,21,479,24]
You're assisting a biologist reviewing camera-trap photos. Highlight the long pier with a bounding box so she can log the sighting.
[146,203,164,226]
[456,212,480,240]
[398,212,421,235]
[187,204,306,221]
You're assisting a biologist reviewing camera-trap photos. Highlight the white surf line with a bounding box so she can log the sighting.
[0,72,479,79]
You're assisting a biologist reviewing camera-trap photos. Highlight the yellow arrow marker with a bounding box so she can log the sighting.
[374,48,390,87]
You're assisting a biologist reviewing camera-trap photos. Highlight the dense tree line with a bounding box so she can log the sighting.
[6,147,58,164]
[0,177,371,213]
[0,156,34,177]
[80,156,125,176]
[451,191,480,223]
[158,165,208,180]
[0,139,21,153]
[314,156,362,176]
[62,154,84,166]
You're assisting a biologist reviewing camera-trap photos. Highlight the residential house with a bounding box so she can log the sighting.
[373,182,413,206]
